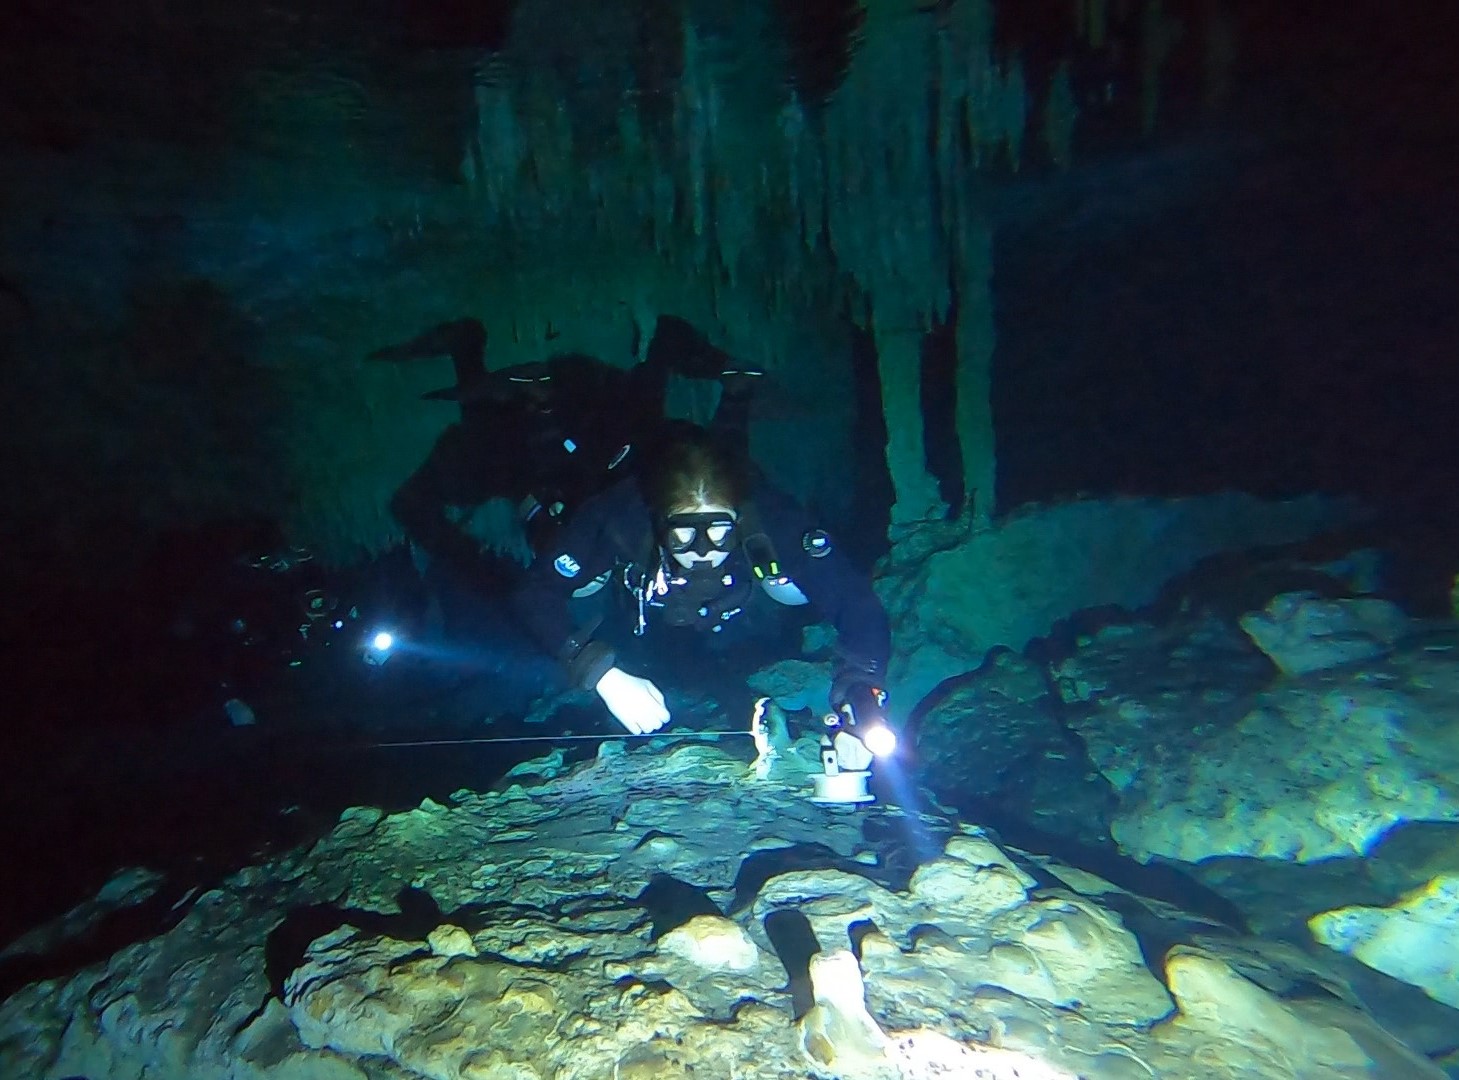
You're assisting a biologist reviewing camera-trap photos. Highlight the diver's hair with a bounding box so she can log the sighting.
[644,427,747,517]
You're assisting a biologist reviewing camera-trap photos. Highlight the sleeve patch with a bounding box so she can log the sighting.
[802,529,833,558]
[554,553,582,578]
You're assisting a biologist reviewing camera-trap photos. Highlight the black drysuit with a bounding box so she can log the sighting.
[510,475,890,700]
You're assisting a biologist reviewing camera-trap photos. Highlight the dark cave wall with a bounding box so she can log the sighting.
[0,0,1269,594]
[991,0,1459,514]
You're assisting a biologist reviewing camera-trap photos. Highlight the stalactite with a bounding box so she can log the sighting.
[1077,0,1110,50]
[605,104,656,248]
[1140,0,1183,136]
[813,1,1046,526]
[232,0,1149,560]
[465,82,524,223]
[519,75,576,219]
[1044,61,1078,170]
[831,66,948,515]
[780,101,805,239]
[651,153,676,256]
[715,164,751,288]
[675,21,712,249]
[349,0,1094,555]
[823,8,947,330]
[1002,55,1028,171]
[934,13,967,235]
[1202,0,1236,114]
[947,0,1002,174]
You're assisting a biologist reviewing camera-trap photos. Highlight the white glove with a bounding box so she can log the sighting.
[833,729,874,772]
[594,667,670,735]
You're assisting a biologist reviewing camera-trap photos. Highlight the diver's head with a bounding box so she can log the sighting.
[434,361,555,416]
[661,504,738,570]
[498,361,555,415]
[646,430,746,571]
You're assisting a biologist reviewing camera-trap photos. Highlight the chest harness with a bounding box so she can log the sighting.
[622,501,808,636]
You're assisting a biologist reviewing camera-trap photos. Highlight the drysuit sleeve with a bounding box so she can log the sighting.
[754,487,891,688]
[510,481,637,689]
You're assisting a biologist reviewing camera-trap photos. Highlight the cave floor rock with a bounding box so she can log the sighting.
[0,733,1449,1079]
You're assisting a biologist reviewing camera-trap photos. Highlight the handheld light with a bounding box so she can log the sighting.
[861,723,898,759]
[363,629,398,666]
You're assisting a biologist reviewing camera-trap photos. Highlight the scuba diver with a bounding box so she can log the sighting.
[509,424,894,766]
[137,523,383,727]
[371,316,761,603]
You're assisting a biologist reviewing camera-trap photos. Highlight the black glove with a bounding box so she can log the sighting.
[829,670,888,726]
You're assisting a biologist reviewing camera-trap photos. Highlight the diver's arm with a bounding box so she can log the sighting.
[811,553,892,684]
[511,481,671,736]
[511,478,673,733]
[509,483,628,687]
[758,490,891,684]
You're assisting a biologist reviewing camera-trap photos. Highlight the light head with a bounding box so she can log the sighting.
[363,628,397,666]
[859,722,898,758]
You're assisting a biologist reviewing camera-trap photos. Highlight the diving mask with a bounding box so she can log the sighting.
[661,512,737,557]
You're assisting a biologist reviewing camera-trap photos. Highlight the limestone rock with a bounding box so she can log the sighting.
[426,923,476,958]
[986,896,1175,1024]
[659,914,762,972]
[284,926,562,1077]
[912,648,1110,835]
[1153,946,1444,1079]
[884,493,1351,711]
[746,658,832,713]
[887,1030,1077,1080]
[1067,618,1459,863]
[614,915,783,1020]
[0,738,1442,1080]
[1239,591,1409,676]
[797,950,890,1075]
[0,866,165,962]
[1310,874,1459,1009]
[1055,613,1270,798]
[799,949,1082,1080]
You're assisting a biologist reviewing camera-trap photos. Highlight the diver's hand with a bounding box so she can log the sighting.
[594,667,670,735]
[830,674,888,727]
[833,730,875,772]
